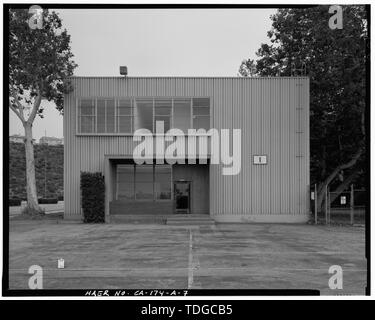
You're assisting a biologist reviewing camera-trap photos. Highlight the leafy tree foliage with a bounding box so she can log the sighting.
[239,6,368,211]
[9,8,77,213]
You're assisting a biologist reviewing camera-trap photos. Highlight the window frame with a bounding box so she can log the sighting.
[76,97,212,136]
[117,98,133,134]
[96,98,116,134]
[192,98,211,131]
[116,164,135,200]
[154,98,173,134]
[154,164,173,200]
[115,164,173,202]
[77,98,96,134]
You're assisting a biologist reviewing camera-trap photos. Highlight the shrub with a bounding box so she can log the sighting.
[9,198,21,206]
[81,172,105,223]
[38,198,58,204]
[58,195,64,201]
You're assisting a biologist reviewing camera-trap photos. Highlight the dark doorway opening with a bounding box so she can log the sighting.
[174,181,191,214]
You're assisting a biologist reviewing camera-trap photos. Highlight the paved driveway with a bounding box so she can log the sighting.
[8,221,366,295]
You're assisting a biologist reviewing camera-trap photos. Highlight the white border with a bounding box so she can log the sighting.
[1,0,373,301]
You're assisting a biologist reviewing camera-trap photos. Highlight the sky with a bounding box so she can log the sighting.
[9,8,277,140]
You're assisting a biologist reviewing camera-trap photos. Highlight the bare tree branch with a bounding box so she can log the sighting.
[10,89,26,122]
[319,146,363,193]
[9,103,25,123]
[27,86,43,125]
[329,169,362,204]
[317,108,365,196]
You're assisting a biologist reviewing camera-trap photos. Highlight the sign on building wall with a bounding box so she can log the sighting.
[253,155,267,165]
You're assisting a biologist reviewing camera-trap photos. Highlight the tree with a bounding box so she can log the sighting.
[239,6,368,212]
[9,8,77,214]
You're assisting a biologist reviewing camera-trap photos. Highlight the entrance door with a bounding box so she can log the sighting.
[174,181,191,214]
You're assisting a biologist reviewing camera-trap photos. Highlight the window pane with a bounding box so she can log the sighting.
[155,99,172,115]
[106,99,115,133]
[117,183,134,200]
[193,106,210,116]
[135,165,153,199]
[155,165,171,199]
[117,165,134,183]
[117,165,134,200]
[80,116,95,133]
[173,99,191,133]
[193,98,209,107]
[155,115,170,133]
[118,116,132,133]
[134,99,153,132]
[80,99,95,115]
[97,99,106,133]
[118,99,132,115]
[193,116,210,130]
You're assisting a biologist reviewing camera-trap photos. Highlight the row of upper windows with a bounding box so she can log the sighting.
[77,98,210,134]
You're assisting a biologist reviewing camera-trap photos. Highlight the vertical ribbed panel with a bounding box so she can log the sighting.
[64,77,309,218]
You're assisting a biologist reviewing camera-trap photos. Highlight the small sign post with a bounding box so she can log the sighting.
[340,196,346,205]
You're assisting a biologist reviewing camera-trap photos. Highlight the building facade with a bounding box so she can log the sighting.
[39,136,64,145]
[64,77,310,223]
[9,134,26,144]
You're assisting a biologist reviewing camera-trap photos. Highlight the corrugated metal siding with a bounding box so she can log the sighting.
[64,77,309,219]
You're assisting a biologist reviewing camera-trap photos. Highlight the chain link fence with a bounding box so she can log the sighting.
[310,184,366,225]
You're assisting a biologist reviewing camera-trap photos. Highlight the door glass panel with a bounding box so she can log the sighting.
[175,182,190,212]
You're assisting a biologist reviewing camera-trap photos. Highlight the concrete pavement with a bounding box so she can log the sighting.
[8,221,366,295]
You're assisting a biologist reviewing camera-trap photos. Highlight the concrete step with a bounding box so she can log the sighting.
[167,221,215,226]
[167,214,212,219]
[109,214,167,224]
[166,215,215,226]
[109,214,215,225]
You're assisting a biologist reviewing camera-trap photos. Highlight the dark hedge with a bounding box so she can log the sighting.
[80,172,105,223]
[9,198,21,206]
[38,198,58,204]
[9,142,63,200]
